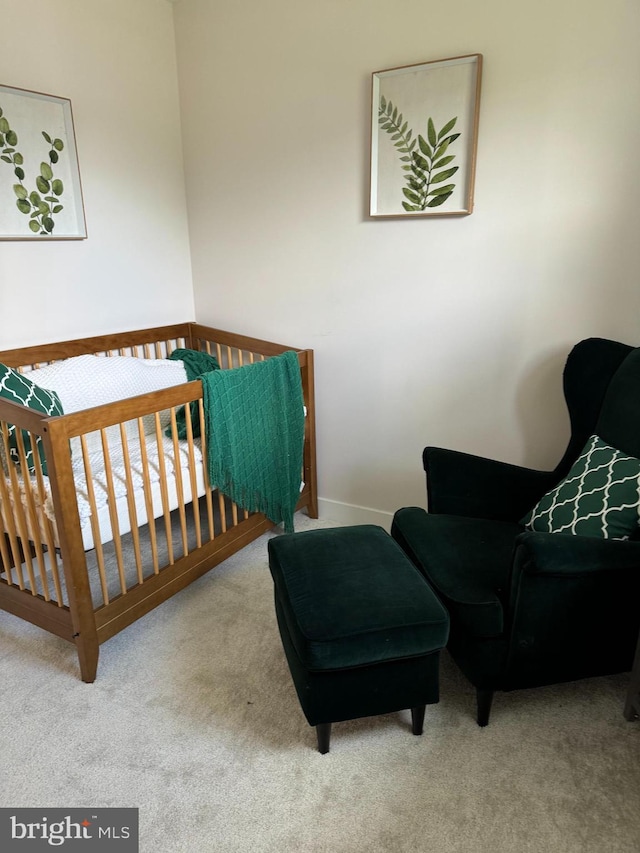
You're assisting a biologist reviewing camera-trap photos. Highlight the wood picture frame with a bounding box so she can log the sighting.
[0,84,87,240]
[370,54,482,218]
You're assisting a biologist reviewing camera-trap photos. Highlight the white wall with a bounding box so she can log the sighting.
[174,0,640,522]
[2,2,638,522]
[0,0,194,348]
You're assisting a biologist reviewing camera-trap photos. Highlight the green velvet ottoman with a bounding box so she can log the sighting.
[268,525,450,753]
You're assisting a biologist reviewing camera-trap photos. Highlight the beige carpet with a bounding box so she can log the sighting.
[1,512,639,853]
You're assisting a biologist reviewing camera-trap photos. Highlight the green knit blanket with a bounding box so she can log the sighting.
[202,350,305,533]
[166,348,220,439]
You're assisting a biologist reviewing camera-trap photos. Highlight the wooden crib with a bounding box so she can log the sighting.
[0,322,317,681]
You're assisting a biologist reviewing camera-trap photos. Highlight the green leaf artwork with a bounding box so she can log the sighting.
[378,96,460,211]
[0,105,65,235]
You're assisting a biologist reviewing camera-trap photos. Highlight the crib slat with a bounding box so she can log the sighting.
[168,408,189,557]
[0,423,23,587]
[218,490,227,533]
[32,451,65,605]
[0,528,13,583]
[118,421,145,586]
[20,436,52,601]
[79,434,110,606]
[136,417,160,576]
[100,428,128,595]
[20,436,50,600]
[152,412,175,566]
[183,403,202,549]
[0,443,13,572]
[46,547,64,606]
[198,398,215,541]
[7,430,38,592]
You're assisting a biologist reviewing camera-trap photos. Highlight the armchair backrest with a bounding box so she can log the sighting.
[596,346,640,459]
[555,338,634,480]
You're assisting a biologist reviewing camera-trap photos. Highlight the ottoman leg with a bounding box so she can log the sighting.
[316,722,331,754]
[411,705,426,735]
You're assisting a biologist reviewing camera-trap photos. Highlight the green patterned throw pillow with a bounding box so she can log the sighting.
[0,363,63,475]
[521,434,640,539]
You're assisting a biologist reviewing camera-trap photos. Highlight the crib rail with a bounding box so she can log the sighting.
[0,323,195,370]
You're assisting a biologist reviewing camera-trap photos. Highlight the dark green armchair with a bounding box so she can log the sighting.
[391,338,640,725]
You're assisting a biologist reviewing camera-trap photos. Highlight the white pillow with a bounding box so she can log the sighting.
[26,354,190,462]
[26,354,188,413]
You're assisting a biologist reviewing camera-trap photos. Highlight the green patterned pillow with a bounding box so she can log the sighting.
[0,363,63,475]
[521,434,640,539]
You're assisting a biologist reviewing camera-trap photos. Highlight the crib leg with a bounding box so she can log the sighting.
[76,633,100,683]
[307,492,319,520]
[60,545,101,682]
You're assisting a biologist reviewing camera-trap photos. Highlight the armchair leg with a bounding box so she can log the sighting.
[476,689,494,727]
[316,723,331,754]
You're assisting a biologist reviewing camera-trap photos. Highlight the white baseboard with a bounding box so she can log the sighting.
[317,498,394,532]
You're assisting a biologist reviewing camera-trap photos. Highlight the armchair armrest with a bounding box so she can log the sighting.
[512,530,640,578]
[504,530,640,688]
[423,447,557,522]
